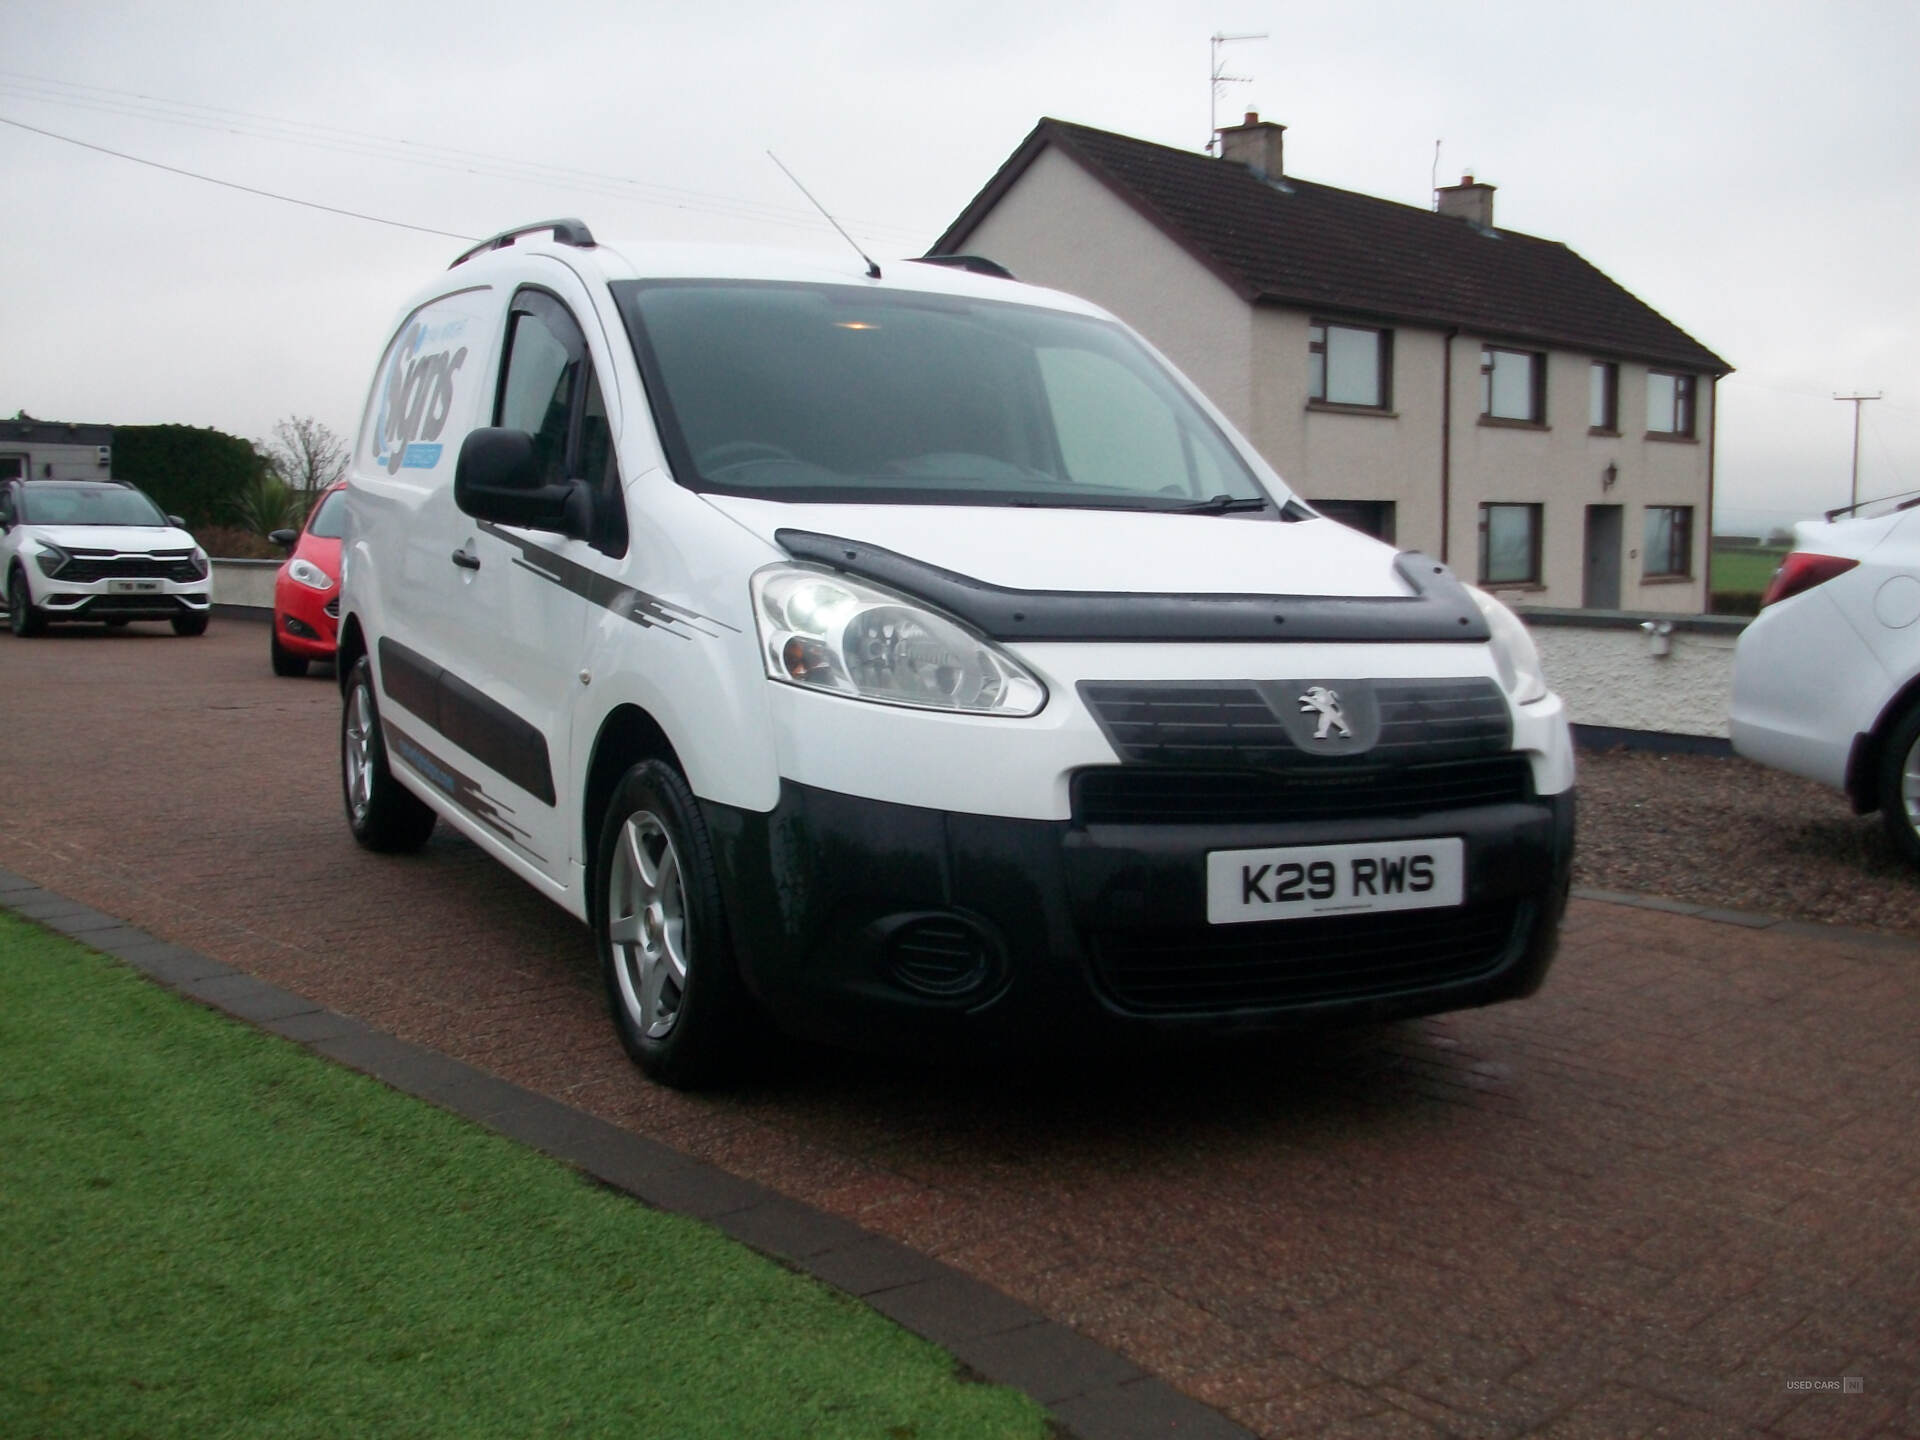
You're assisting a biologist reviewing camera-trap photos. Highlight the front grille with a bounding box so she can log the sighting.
[1089,900,1526,1013]
[1080,678,1511,768]
[1073,755,1534,825]
[56,549,201,584]
[324,597,341,620]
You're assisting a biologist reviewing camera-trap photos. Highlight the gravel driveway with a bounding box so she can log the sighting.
[1574,747,1920,941]
[3,623,1917,1438]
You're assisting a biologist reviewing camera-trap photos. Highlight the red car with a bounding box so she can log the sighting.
[269,482,346,676]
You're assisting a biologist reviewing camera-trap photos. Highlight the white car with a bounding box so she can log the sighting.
[336,221,1576,1087]
[0,478,212,637]
[1731,499,1920,866]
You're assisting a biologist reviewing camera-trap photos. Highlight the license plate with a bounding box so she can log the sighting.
[1206,837,1465,924]
[108,578,161,593]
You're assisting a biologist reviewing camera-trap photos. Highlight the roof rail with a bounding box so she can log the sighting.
[911,254,1017,281]
[450,219,596,270]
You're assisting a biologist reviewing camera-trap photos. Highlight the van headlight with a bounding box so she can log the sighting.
[752,565,1046,716]
[1467,586,1550,705]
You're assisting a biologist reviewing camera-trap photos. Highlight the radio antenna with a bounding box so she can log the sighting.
[767,151,880,279]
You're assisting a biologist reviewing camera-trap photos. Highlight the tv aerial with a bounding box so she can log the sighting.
[1208,32,1267,152]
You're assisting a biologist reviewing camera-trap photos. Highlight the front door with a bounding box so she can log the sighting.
[1584,504,1622,610]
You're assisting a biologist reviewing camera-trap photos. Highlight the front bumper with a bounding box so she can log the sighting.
[34,586,210,623]
[274,577,340,658]
[703,774,1575,1057]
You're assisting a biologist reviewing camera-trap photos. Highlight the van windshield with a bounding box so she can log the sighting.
[614,279,1274,511]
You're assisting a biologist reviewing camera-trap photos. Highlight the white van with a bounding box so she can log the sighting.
[337,220,1575,1087]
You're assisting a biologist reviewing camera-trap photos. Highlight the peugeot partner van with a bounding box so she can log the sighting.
[337,220,1575,1087]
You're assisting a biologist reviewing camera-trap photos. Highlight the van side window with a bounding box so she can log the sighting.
[494,289,627,556]
[497,307,580,487]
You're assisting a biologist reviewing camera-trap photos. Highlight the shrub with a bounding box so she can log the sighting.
[112,424,266,531]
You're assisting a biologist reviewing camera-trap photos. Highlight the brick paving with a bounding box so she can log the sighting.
[2,620,1916,1439]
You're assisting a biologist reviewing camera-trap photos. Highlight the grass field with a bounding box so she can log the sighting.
[1710,544,1788,599]
[0,911,1049,1440]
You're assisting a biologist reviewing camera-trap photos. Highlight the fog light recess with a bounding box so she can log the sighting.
[877,913,1004,1002]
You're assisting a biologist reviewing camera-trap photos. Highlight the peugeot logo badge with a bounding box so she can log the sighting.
[1298,686,1352,740]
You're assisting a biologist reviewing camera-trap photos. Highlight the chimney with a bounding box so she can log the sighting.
[1217,110,1285,180]
[1436,173,1496,228]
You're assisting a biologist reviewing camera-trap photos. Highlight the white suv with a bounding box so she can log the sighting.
[336,221,1576,1086]
[1,479,211,636]
[1731,498,1920,867]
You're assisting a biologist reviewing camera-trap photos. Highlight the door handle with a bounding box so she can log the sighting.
[451,545,481,571]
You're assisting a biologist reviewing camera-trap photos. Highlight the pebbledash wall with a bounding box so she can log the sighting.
[209,561,1742,743]
[1521,607,1745,747]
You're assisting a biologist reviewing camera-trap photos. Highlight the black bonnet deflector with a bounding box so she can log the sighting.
[774,530,1491,644]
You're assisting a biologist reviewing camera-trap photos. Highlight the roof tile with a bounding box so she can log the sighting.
[935,119,1729,374]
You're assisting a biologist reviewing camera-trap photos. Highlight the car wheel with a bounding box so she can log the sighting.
[341,655,437,852]
[271,628,310,677]
[1878,701,1920,869]
[9,568,47,637]
[594,759,748,1088]
[171,610,209,637]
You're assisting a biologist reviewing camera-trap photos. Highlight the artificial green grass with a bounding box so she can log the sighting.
[0,912,1049,1440]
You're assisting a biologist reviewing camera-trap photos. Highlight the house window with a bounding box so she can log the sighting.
[1308,322,1390,409]
[1479,502,1542,585]
[1589,361,1619,432]
[1309,498,1396,543]
[1644,505,1693,577]
[1647,371,1695,436]
[1481,347,1545,423]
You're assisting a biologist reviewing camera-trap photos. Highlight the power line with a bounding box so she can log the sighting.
[0,69,929,247]
[0,115,478,240]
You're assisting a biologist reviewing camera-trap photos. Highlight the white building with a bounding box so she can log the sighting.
[931,116,1732,613]
[0,417,114,482]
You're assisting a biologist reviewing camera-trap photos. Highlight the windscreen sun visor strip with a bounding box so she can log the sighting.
[774,530,1491,644]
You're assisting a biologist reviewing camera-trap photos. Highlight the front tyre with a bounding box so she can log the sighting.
[172,610,209,637]
[341,655,437,852]
[9,569,47,637]
[271,629,310,677]
[1878,702,1920,869]
[594,760,747,1088]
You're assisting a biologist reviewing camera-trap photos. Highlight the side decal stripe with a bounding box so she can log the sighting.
[377,637,557,807]
[475,521,739,638]
[385,720,547,864]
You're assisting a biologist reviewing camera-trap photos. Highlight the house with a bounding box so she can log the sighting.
[1,417,114,482]
[929,115,1732,612]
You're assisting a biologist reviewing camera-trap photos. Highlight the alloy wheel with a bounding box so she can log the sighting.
[606,810,689,1040]
[1903,731,1920,838]
[344,681,375,826]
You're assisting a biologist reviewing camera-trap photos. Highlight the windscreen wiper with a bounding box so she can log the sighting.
[1167,494,1271,514]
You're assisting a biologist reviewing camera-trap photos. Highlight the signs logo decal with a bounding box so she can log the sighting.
[1298,685,1352,740]
[372,316,469,475]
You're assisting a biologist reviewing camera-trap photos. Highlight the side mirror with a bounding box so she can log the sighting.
[454,429,591,540]
[269,528,298,548]
[167,515,187,528]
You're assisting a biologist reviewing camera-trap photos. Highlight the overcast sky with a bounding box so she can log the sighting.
[3,0,1915,533]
